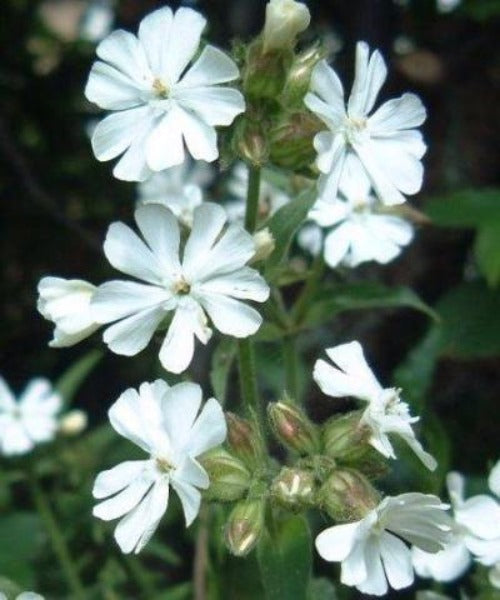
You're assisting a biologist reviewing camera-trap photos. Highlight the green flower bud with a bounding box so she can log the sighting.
[243,41,293,99]
[318,468,380,522]
[226,412,264,469]
[200,448,251,502]
[225,498,265,557]
[271,467,315,512]
[281,43,325,107]
[233,118,270,167]
[322,411,373,463]
[268,400,320,455]
[269,111,322,170]
[262,0,311,52]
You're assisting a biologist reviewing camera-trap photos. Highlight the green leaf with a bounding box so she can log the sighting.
[303,283,438,328]
[265,189,316,275]
[55,349,103,406]
[425,188,500,228]
[257,515,312,600]
[475,222,500,287]
[210,338,237,405]
[307,578,337,600]
[0,513,42,586]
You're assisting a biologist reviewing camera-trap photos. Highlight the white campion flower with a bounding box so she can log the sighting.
[316,493,451,596]
[137,159,213,228]
[37,277,99,347]
[305,41,427,206]
[93,380,226,553]
[413,469,500,583]
[0,377,62,456]
[305,155,414,267]
[89,203,269,373]
[313,341,437,470]
[85,6,245,181]
[262,0,311,51]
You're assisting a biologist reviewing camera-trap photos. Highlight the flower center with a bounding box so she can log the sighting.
[152,77,170,99]
[173,277,191,295]
[344,116,368,145]
[156,456,174,473]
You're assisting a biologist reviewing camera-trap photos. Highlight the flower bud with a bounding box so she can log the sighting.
[226,412,264,469]
[59,409,88,436]
[233,119,269,167]
[268,400,320,455]
[322,411,372,463]
[269,111,322,170]
[282,43,325,106]
[243,42,292,99]
[251,227,275,263]
[225,498,265,556]
[318,468,380,522]
[200,448,251,502]
[262,0,311,52]
[271,467,315,512]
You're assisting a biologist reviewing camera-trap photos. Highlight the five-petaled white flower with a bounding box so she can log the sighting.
[313,341,437,470]
[85,6,245,181]
[89,203,269,373]
[316,493,451,596]
[305,155,414,267]
[93,380,226,553]
[37,277,99,347]
[0,377,62,456]
[137,159,213,227]
[305,41,427,206]
[413,469,500,583]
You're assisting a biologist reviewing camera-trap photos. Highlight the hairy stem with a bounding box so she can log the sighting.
[28,472,86,599]
[244,165,261,233]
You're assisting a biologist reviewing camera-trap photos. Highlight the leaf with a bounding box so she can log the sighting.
[307,578,337,600]
[303,283,438,328]
[157,583,193,600]
[425,188,500,228]
[257,515,312,600]
[475,222,500,287]
[265,188,316,275]
[55,349,103,406]
[210,338,237,405]
[0,513,42,586]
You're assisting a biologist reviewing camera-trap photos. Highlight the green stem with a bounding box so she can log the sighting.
[291,253,325,325]
[28,471,86,599]
[238,338,264,431]
[244,165,261,232]
[282,335,299,402]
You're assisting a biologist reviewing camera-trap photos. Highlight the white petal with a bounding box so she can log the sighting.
[112,115,157,182]
[305,93,343,132]
[323,223,352,267]
[196,267,269,302]
[324,341,382,397]
[398,432,438,471]
[412,540,471,582]
[356,536,388,596]
[102,306,166,356]
[347,42,387,118]
[160,381,202,452]
[137,7,174,75]
[455,495,500,539]
[95,29,151,85]
[315,521,360,562]
[93,460,151,499]
[85,61,143,110]
[20,379,61,416]
[308,197,349,228]
[173,455,209,489]
[179,45,240,88]
[93,472,155,521]
[158,305,197,374]
[175,85,245,126]
[103,221,163,284]
[314,358,375,401]
[368,214,414,247]
[177,108,218,163]
[170,479,201,527]
[379,532,414,590]
[0,419,34,456]
[341,540,370,586]
[0,377,15,411]
[369,136,425,195]
[339,153,372,201]
[186,397,227,456]
[145,108,186,172]
[446,471,465,507]
[21,415,58,443]
[309,60,345,119]
[316,140,347,201]
[489,460,500,498]
[369,93,427,134]
[198,292,263,337]
[114,478,170,553]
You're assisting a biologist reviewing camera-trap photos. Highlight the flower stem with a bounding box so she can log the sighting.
[244,165,261,233]
[283,334,299,402]
[28,471,86,599]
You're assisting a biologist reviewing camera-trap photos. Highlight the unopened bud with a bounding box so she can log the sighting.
[225,498,265,556]
[268,400,320,455]
[226,412,264,469]
[59,409,87,436]
[318,468,380,522]
[282,43,325,106]
[262,0,311,52]
[269,111,322,170]
[251,228,275,263]
[322,411,372,463]
[271,467,315,512]
[200,448,251,502]
[243,42,292,99]
[234,119,269,167]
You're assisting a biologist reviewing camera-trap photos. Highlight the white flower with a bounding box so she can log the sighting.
[85,6,245,181]
[0,594,45,600]
[307,155,414,267]
[0,377,62,456]
[37,277,99,347]
[93,380,226,553]
[316,493,451,596]
[262,0,311,51]
[89,203,269,373]
[297,222,323,256]
[489,459,500,497]
[313,341,437,469]
[80,0,114,43]
[225,162,291,223]
[413,470,500,582]
[137,159,213,227]
[305,41,427,206]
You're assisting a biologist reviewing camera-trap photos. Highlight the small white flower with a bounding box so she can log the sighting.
[316,493,451,596]
[413,470,500,582]
[80,0,114,43]
[313,341,437,469]
[305,41,427,206]
[137,159,213,227]
[262,0,311,51]
[37,277,99,347]
[0,377,62,456]
[489,459,500,497]
[306,155,414,267]
[93,380,226,553]
[0,593,45,600]
[89,203,269,373]
[85,6,245,181]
